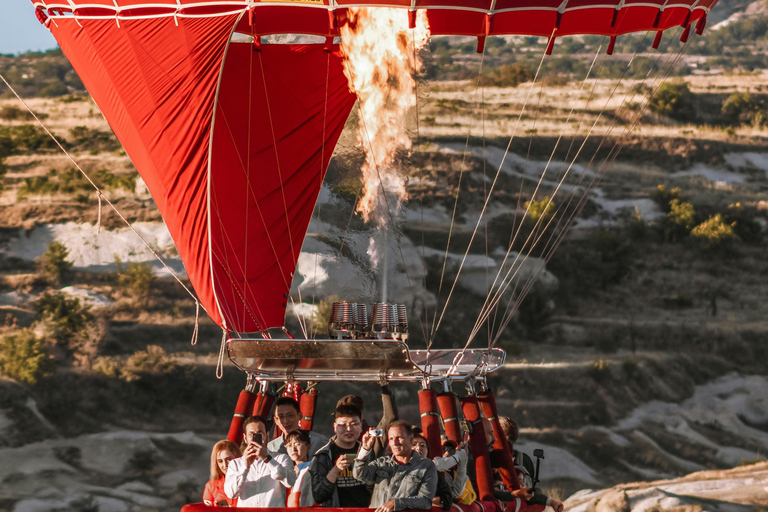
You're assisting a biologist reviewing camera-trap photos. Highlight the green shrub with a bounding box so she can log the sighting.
[650,184,682,213]
[661,295,694,309]
[691,213,738,248]
[68,126,121,153]
[0,329,52,384]
[330,177,362,203]
[311,295,342,337]
[123,345,175,381]
[35,292,94,347]
[35,241,73,285]
[721,92,767,127]
[0,124,54,153]
[480,63,534,87]
[16,167,129,199]
[115,256,154,305]
[648,81,697,122]
[0,105,27,121]
[525,196,555,223]
[39,80,69,97]
[92,355,120,378]
[664,199,695,242]
[95,168,135,191]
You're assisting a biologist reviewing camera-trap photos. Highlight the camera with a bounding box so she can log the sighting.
[251,432,263,444]
[370,429,384,437]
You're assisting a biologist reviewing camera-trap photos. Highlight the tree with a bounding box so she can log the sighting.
[664,199,695,242]
[115,256,154,306]
[36,241,73,286]
[648,81,697,122]
[691,214,738,249]
[35,292,94,346]
[0,329,52,384]
[525,196,555,223]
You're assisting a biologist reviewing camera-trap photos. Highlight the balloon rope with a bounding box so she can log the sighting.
[243,24,254,331]
[211,111,295,332]
[482,29,689,352]
[309,50,332,339]
[484,48,607,344]
[488,31,692,348]
[412,24,431,351]
[96,191,103,233]
[216,327,227,379]
[428,49,486,345]
[256,53,309,338]
[191,299,200,346]
[430,31,552,343]
[0,73,203,317]
[469,42,607,346]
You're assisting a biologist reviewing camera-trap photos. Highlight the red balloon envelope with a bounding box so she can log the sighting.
[29,0,718,333]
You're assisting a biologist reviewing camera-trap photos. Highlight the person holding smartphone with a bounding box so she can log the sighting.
[224,416,296,507]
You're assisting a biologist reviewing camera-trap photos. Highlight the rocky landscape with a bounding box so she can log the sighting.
[2,3,768,512]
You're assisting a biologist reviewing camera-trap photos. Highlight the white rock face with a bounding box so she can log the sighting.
[3,222,183,277]
[566,463,768,512]
[0,429,213,512]
[617,373,768,460]
[515,440,601,484]
[292,218,438,317]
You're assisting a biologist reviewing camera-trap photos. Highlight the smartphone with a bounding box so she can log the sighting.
[370,429,384,437]
[251,432,263,444]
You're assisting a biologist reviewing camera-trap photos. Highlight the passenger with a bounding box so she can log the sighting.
[269,396,328,459]
[204,440,242,507]
[224,415,296,507]
[498,416,534,479]
[487,418,564,512]
[310,404,372,508]
[509,467,564,512]
[285,429,315,507]
[336,381,398,457]
[515,466,532,489]
[411,428,454,511]
[436,437,476,505]
[353,420,438,512]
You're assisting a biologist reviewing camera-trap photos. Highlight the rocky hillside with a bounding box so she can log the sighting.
[1,3,768,511]
[566,462,768,512]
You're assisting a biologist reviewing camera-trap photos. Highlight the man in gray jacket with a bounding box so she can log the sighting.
[353,420,438,512]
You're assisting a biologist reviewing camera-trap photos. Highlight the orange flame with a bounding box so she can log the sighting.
[340,8,430,227]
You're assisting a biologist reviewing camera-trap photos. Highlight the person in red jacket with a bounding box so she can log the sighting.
[204,440,242,507]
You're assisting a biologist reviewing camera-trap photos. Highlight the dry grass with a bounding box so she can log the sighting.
[0,97,110,133]
[419,73,768,140]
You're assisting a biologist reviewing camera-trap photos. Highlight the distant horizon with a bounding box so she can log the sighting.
[0,2,58,55]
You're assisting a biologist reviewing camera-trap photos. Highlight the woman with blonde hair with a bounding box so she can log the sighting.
[204,440,242,506]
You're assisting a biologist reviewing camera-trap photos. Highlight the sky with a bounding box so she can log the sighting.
[1,2,58,55]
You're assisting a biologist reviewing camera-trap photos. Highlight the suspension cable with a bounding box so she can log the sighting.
[482,29,690,350]
[0,73,202,313]
[430,30,554,342]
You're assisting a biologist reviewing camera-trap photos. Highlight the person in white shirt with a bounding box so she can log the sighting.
[225,415,296,507]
